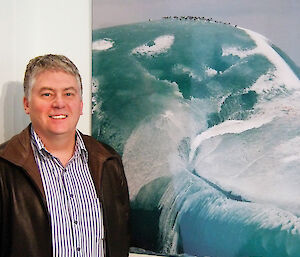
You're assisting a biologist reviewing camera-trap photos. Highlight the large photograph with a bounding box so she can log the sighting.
[92,1,300,256]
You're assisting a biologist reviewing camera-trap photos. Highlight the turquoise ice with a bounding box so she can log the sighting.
[92,19,300,257]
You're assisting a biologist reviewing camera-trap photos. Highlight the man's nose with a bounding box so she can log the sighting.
[52,95,66,108]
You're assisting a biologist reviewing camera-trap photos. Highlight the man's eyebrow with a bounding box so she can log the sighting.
[64,87,78,92]
[39,87,54,92]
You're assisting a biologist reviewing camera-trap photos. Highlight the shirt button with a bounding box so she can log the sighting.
[74,220,78,224]
[77,247,80,251]
[70,194,74,198]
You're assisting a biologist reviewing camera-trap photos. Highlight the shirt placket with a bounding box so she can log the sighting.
[62,160,84,257]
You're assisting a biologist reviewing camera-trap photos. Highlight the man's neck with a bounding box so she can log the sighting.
[37,131,76,167]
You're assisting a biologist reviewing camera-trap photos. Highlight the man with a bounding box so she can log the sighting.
[0,54,130,257]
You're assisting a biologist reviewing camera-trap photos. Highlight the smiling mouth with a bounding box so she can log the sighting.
[49,115,68,119]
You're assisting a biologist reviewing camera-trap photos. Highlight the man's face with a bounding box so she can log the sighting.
[23,70,83,141]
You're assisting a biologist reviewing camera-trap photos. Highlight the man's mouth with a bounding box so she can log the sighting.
[49,115,68,119]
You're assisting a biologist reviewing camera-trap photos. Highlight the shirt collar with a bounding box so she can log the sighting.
[30,126,88,163]
[74,131,88,163]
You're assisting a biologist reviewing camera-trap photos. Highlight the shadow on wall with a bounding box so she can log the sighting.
[0,81,30,142]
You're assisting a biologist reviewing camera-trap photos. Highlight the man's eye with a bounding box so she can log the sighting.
[42,93,51,97]
[66,92,72,96]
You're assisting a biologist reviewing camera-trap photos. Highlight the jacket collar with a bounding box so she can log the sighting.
[0,124,46,199]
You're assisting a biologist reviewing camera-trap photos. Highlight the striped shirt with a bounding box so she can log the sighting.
[31,127,105,257]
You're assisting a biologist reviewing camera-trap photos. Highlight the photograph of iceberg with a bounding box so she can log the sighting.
[92,15,300,257]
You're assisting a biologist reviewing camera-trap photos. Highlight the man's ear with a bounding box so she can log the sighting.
[23,97,30,114]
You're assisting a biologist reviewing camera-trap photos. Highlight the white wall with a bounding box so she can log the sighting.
[0,0,92,143]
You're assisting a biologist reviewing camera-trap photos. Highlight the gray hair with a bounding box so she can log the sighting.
[23,54,82,99]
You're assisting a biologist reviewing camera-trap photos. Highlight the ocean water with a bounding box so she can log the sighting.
[92,19,300,257]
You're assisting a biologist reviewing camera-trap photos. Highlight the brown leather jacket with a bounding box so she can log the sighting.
[0,125,130,257]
